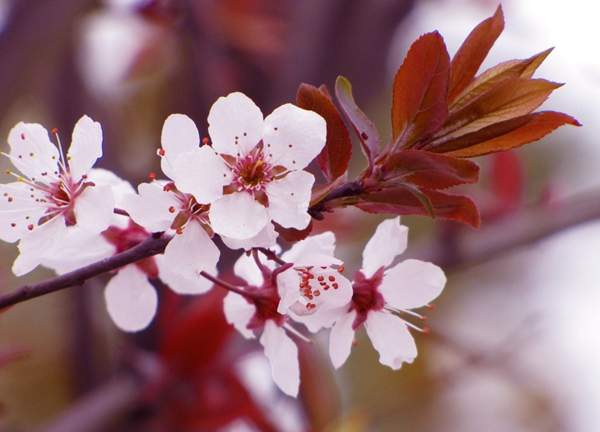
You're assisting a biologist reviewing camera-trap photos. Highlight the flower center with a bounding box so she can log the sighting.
[163,183,211,234]
[351,267,385,328]
[231,146,273,193]
[292,266,343,315]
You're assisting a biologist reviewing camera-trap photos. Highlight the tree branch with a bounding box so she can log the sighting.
[0,234,170,310]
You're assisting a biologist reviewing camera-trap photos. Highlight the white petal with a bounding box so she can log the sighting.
[7,122,59,182]
[67,115,103,182]
[223,292,256,339]
[12,216,67,276]
[207,92,264,156]
[121,182,179,232]
[170,146,231,204]
[233,252,265,287]
[210,192,268,240]
[160,114,200,179]
[263,104,326,170]
[87,168,134,228]
[156,221,219,294]
[221,222,278,251]
[379,259,446,310]
[74,184,114,234]
[362,217,408,278]
[0,182,46,242]
[259,321,300,397]
[104,266,157,332]
[364,310,417,370]
[281,231,340,267]
[265,170,313,230]
[329,310,356,369]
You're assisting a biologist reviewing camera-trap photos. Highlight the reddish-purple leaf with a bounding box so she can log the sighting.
[335,76,381,168]
[297,83,352,181]
[391,31,450,146]
[274,221,314,243]
[448,5,505,102]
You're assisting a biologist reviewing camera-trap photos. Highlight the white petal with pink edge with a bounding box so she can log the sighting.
[379,259,446,310]
[121,182,179,233]
[7,122,59,182]
[156,221,219,295]
[104,265,157,332]
[210,192,268,240]
[329,309,356,369]
[265,170,313,230]
[259,321,300,397]
[361,217,408,278]
[364,310,417,370]
[263,103,326,170]
[160,114,200,179]
[208,92,264,157]
[67,115,103,182]
[171,146,231,204]
[223,292,256,339]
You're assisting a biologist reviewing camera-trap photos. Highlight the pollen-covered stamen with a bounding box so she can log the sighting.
[385,305,430,333]
[163,182,211,233]
[229,144,275,193]
[290,264,343,315]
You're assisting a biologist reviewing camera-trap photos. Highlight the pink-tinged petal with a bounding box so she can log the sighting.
[121,182,179,233]
[207,92,264,156]
[379,259,446,310]
[233,252,265,287]
[364,310,417,370]
[210,192,268,240]
[221,222,278,251]
[74,184,114,234]
[0,182,46,242]
[265,170,313,230]
[223,292,256,339]
[104,265,157,332]
[7,122,59,182]
[156,221,219,294]
[67,115,103,182]
[329,310,356,369]
[171,146,231,204]
[160,114,200,179]
[263,103,326,170]
[87,168,134,228]
[281,231,340,267]
[12,215,67,276]
[361,217,408,278]
[259,321,300,397]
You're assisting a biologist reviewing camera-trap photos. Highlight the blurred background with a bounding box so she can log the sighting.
[0,0,599,431]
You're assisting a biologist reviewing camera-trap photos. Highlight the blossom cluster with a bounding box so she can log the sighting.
[0,92,445,396]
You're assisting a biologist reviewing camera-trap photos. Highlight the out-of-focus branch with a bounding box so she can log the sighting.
[0,234,170,310]
[413,190,600,269]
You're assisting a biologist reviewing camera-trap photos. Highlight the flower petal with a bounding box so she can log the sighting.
[379,259,446,310]
[364,310,417,370]
[259,321,300,397]
[7,122,59,182]
[361,217,408,278]
[233,252,265,287]
[0,182,46,242]
[74,184,115,234]
[12,215,67,276]
[281,231,340,267]
[160,114,200,179]
[223,292,256,339]
[207,92,263,156]
[67,115,103,182]
[156,221,219,294]
[221,222,278,251]
[210,192,268,240]
[263,103,326,170]
[329,310,356,369]
[121,182,179,233]
[171,146,231,204]
[104,265,157,332]
[87,168,135,228]
[265,170,314,230]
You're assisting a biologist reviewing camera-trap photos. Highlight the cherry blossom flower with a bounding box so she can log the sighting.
[328,217,446,370]
[122,114,220,295]
[173,92,326,242]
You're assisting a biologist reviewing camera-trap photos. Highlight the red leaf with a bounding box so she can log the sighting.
[274,220,313,243]
[444,111,580,157]
[357,187,480,227]
[297,83,352,181]
[381,150,479,189]
[391,31,450,146]
[448,6,504,102]
[335,76,381,167]
[491,151,523,213]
